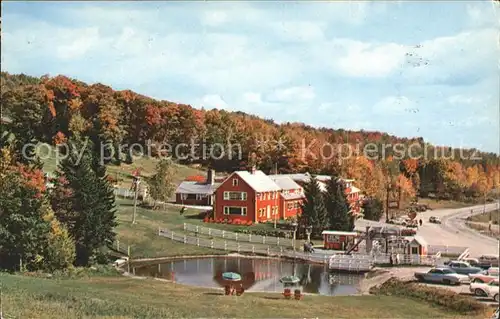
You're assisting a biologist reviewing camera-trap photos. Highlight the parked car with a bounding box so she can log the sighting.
[462,258,480,267]
[483,280,499,302]
[469,267,499,283]
[446,261,483,275]
[414,268,468,285]
[478,254,500,269]
[428,216,441,224]
[470,280,498,297]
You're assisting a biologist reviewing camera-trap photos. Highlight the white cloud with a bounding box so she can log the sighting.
[200,10,228,27]
[373,96,416,114]
[242,92,262,104]
[197,94,228,109]
[265,86,315,103]
[57,27,100,60]
[402,28,498,84]
[334,41,407,77]
[466,3,499,28]
[447,95,487,106]
[270,21,326,42]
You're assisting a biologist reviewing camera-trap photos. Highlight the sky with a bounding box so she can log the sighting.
[2,1,499,153]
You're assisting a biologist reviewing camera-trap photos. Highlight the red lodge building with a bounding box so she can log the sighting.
[279,173,363,217]
[213,167,305,223]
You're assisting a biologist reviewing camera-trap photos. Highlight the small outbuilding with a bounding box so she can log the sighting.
[407,235,428,256]
[321,230,360,251]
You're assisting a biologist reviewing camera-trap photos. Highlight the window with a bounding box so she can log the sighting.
[232,178,239,186]
[411,247,418,255]
[223,191,247,201]
[287,203,293,210]
[224,206,247,216]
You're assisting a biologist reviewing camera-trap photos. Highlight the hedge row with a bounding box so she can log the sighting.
[369,278,487,315]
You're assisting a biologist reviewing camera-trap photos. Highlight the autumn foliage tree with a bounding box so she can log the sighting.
[2,71,499,206]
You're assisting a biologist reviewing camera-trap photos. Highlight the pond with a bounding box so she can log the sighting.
[133,257,364,296]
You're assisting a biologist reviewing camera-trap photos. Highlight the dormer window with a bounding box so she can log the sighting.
[232,178,238,186]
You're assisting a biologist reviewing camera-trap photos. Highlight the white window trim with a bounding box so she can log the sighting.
[223,206,247,216]
[232,178,239,186]
[223,191,247,201]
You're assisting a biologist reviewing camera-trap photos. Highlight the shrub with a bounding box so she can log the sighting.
[45,221,76,271]
[370,278,487,315]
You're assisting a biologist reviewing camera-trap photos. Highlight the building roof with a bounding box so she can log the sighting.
[279,173,312,183]
[234,170,281,192]
[175,181,220,195]
[411,235,428,247]
[268,175,303,191]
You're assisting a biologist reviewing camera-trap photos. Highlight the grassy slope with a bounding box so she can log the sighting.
[417,198,471,210]
[115,198,279,258]
[115,199,223,258]
[470,209,500,223]
[0,272,474,319]
[38,144,202,188]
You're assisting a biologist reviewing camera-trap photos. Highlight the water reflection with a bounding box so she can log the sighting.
[134,257,363,296]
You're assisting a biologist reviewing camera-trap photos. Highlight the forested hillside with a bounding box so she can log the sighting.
[1,72,499,204]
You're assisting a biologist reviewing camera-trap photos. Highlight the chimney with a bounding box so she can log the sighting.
[250,165,256,175]
[206,169,215,185]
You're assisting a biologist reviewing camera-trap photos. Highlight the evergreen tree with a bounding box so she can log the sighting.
[361,198,384,221]
[300,177,327,238]
[55,136,117,266]
[324,177,354,231]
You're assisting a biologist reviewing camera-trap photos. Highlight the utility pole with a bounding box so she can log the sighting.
[132,176,140,224]
[385,185,390,223]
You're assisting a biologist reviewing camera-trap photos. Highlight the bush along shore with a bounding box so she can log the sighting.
[370,278,488,316]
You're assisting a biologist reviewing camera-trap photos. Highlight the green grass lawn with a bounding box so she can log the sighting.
[114,199,222,259]
[114,198,284,258]
[0,272,480,319]
[470,209,500,223]
[37,143,203,188]
[417,198,472,210]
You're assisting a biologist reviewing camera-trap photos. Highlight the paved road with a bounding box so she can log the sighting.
[415,202,500,257]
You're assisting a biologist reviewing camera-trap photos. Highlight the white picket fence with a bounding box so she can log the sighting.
[114,188,135,199]
[328,252,438,271]
[426,245,468,256]
[159,227,331,264]
[183,223,295,247]
[158,227,439,272]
